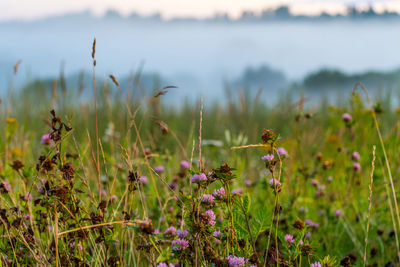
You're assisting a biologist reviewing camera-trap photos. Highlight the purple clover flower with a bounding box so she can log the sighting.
[180,161,190,170]
[171,238,189,251]
[177,229,189,239]
[169,181,177,190]
[335,209,344,217]
[342,113,352,123]
[311,262,322,267]
[139,176,148,184]
[1,181,10,192]
[202,210,216,226]
[284,234,294,247]
[164,226,177,237]
[213,230,222,237]
[202,194,215,203]
[351,151,360,162]
[353,162,361,172]
[305,219,319,229]
[40,134,52,145]
[191,173,207,183]
[262,154,274,162]
[227,255,245,267]
[212,187,225,199]
[277,147,289,157]
[231,188,243,195]
[69,242,83,251]
[269,178,281,187]
[155,166,164,173]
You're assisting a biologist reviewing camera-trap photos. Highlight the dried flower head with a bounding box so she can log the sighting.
[261,129,276,144]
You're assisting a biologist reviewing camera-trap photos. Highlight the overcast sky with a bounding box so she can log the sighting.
[1,0,400,21]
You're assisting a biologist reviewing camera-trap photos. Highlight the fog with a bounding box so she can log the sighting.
[1,15,400,101]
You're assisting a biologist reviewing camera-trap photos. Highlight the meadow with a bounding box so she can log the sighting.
[0,45,399,267]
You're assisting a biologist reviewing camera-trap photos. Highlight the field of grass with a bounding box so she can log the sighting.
[0,50,400,267]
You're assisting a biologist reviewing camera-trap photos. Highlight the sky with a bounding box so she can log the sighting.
[1,0,400,21]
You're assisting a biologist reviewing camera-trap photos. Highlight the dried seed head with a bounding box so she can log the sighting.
[261,129,276,144]
[293,217,305,230]
[92,38,96,59]
[301,244,313,256]
[13,60,22,75]
[109,74,120,87]
[11,160,24,171]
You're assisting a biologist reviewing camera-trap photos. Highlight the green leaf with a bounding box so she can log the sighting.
[251,208,270,240]
[125,226,140,232]
[243,194,250,213]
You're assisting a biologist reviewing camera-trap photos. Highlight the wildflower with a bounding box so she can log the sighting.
[284,234,294,246]
[245,180,252,187]
[202,210,216,226]
[351,152,360,162]
[215,239,221,244]
[138,218,154,234]
[22,193,33,202]
[311,262,322,267]
[155,166,164,173]
[202,194,215,203]
[169,181,177,190]
[171,238,189,251]
[299,206,307,213]
[327,176,333,182]
[157,262,168,267]
[144,148,152,156]
[342,113,352,123]
[110,195,118,203]
[40,134,52,145]
[231,188,243,196]
[293,218,304,230]
[177,229,189,238]
[227,255,245,267]
[213,230,222,237]
[335,209,344,217]
[305,219,319,229]
[353,162,361,172]
[180,161,190,170]
[301,243,313,255]
[139,176,148,184]
[191,173,207,183]
[212,187,225,199]
[261,129,276,144]
[0,181,11,193]
[262,154,274,162]
[164,226,177,237]
[269,178,281,188]
[311,179,318,187]
[277,147,289,157]
[69,242,83,251]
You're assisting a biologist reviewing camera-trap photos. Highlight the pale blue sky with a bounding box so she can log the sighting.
[0,0,399,21]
